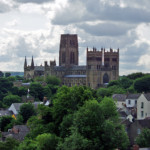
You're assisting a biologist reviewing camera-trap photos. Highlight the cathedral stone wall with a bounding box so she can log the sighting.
[24,34,119,89]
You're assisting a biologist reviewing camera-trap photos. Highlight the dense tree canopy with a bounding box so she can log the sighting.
[59,100,129,150]
[136,128,150,148]
[0,116,14,131]
[134,75,150,93]
[3,95,21,106]
[19,103,36,123]
[29,82,44,100]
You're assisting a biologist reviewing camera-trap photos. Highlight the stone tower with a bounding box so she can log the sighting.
[59,34,78,67]
[86,47,119,89]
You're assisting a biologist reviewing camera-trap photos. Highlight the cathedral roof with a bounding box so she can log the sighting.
[64,75,86,78]
[34,66,44,71]
[70,66,86,70]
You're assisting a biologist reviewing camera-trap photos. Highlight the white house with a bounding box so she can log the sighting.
[137,93,150,120]
[112,94,126,109]
[125,94,140,108]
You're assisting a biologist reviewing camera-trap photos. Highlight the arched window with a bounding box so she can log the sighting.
[103,73,109,83]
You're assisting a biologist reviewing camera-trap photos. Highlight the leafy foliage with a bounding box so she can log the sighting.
[0,137,19,150]
[29,82,44,100]
[3,95,21,106]
[0,116,15,131]
[19,103,36,123]
[134,75,150,93]
[36,133,60,150]
[136,128,150,147]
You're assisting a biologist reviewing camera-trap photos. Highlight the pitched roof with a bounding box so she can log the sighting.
[13,103,24,112]
[64,75,86,78]
[138,119,150,128]
[126,94,141,99]
[0,110,12,116]
[34,66,44,71]
[13,125,30,132]
[70,66,86,71]
[12,102,42,112]
[144,93,150,101]
[112,94,126,102]
[2,125,30,141]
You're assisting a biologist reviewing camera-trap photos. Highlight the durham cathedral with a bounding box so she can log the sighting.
[24,34,119,89]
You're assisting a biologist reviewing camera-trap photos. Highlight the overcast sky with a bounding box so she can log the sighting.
[0,0,150,75]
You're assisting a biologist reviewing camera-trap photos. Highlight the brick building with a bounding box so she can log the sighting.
[24,34,119,89]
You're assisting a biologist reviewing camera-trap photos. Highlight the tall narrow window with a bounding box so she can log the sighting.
[72,52,75,63]
[141,111,144,118]
[128,100,131,105]
[141,102,144,108]
[62,52,66,63]
[103,73,109,83]
[70,52,75,64]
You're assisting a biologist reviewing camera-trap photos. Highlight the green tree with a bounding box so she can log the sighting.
[37,104,53,124]
[59,113,74,138]
[17,139,37,150]
[3,95,21,106]
[127,72,145,80]
[45,76,61,86]
[57,132,92,150]
[29,82,44,100]
[43,85,52,99]
[18,87,28,97]
[97,87,112,98]
[36,133,60,150]
[52,86,93,128]
[136,128,150,147]
[61,100,129,150]
[134,75,150,92]
[0,137,19,150]
[19,103,36,123]
[120,77,133,89]
[5,72,11,77]
[27,116,47,139]
[0,116,14,131]
[108,80,120,87]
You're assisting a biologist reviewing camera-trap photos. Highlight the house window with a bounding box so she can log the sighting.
[137,129,141,135]
[141,102,144,108]
[128,100,131,105]
[141,111,144,118]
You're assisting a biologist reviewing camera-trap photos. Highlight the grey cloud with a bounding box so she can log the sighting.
[52,0,150,25]
[15,0,54,4]
[78,23,135,36]
[0,2,11,13]
[120,43,149,70]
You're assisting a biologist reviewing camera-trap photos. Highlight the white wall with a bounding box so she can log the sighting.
[8,104,18,115]
[126,99,136,107]
[137,94,150,120]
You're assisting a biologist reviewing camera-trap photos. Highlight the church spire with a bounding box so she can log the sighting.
[31,56,34,69]
[24,56,27,69]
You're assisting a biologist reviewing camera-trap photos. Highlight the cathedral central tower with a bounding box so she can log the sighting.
[59,34,78,67]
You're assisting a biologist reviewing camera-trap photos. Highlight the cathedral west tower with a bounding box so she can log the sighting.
[59,34,78,67]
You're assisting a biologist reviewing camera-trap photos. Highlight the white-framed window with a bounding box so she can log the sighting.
[137,128,141,135]
[128,100,131,105]
[141,102,144,108]
[141,111,144,118]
